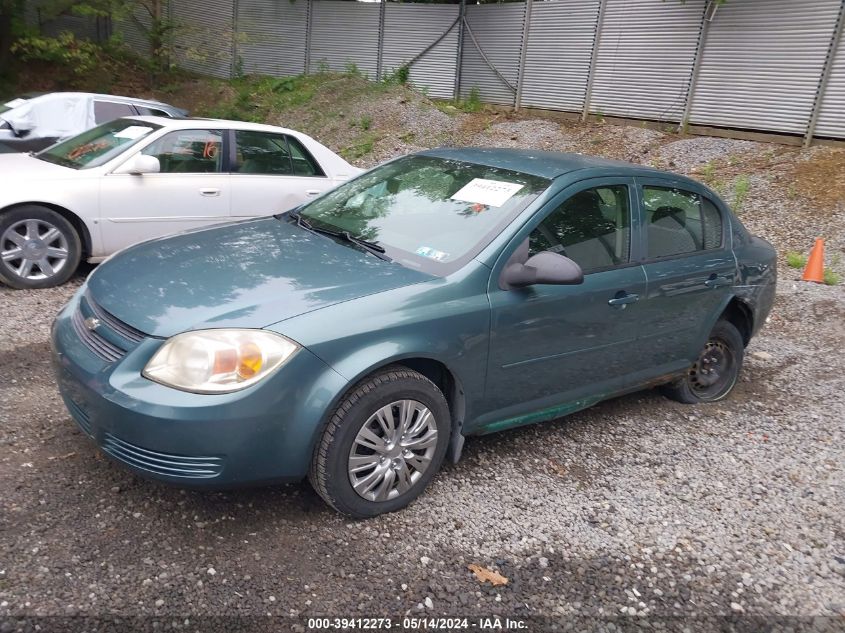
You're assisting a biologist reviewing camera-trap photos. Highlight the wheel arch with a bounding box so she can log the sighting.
[318,354,468,464]
[718,296,754,347]
[0,202,93,259]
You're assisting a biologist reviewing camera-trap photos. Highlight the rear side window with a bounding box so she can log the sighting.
[94,101,136,124]
[643,186,723,259]
[529,185,631,272]
[287,136,324,177]
[234,130,293,175]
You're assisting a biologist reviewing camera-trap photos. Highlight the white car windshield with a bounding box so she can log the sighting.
[35,118,161,169]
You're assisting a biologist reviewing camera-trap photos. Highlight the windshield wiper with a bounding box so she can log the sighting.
[285,210,391,261]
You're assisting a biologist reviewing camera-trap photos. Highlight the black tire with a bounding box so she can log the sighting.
[0,205,82,289]
[309,366,451,518]
[661,319,744,404]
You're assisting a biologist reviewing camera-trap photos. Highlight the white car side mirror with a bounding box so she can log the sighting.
[116,154,160,175]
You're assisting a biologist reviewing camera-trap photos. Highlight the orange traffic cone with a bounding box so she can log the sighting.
[802,238,825,283]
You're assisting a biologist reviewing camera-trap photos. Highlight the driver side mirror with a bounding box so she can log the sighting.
[115,154,160,175]
[501,251,584,290]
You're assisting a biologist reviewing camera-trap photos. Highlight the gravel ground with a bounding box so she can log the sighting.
[1,124,844,632]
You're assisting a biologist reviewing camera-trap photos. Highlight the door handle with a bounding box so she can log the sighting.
[704,274,732,288]
[608,292,639,308]
[199,188,220,197]
[305,189,322,197]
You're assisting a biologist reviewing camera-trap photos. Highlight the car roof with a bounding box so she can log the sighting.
[19,91,178,109]
[420,147,691,183]
[128,116,306,136]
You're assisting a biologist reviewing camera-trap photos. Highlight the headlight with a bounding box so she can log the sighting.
[143,329,299,394]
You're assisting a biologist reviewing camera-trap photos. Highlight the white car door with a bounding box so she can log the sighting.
[98,128,230,254]
[229,129,332,218]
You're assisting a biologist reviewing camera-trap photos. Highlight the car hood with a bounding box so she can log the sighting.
[87,217,433,338]
[0,152,73,177]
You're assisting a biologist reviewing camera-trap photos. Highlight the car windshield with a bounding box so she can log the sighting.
[298,155,550,273]
[0,96,31,114]
[35,118,161,169]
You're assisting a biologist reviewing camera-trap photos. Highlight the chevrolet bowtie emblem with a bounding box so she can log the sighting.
[84,317,101,331]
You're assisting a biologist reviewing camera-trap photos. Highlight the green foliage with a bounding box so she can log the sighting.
[200,74,317,122]
[11,32,100,75]
[823,268,841,286]
[342,133,377,161]
[316,59,329,74]
[785,251,807,269]
[455,87,482,113]
[359,115,372,131]
[700,161,716,182]
[732,175,750,213]
[344,61,361,77]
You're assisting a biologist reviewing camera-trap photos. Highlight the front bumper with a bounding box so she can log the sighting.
[51,290,348,488]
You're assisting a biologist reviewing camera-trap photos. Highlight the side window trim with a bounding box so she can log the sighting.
[634,177,727,263]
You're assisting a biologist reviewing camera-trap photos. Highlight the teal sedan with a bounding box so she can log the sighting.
[51,149,776,517]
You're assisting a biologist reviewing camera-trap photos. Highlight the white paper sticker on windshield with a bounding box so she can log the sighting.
[114,126,154,140]
[451,178,524,208]
[3,98,27,108]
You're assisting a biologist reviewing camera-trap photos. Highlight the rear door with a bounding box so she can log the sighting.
[635,177,737,372]
[229,129,332,218]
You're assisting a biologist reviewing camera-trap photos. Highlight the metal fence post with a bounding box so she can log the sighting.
[680,0,716,132]
[804,0,845,146]
[376,0,386,81]
[304,0,313,74]
[453,0,466,100]
[514,0,533,110]
[581,0,606,122]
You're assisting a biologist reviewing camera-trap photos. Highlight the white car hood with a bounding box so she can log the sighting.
[0,152,78,181]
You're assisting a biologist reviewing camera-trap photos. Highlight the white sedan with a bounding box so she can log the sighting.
[0,117,361,288]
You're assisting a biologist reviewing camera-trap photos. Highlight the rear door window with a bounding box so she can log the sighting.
[643,186,723,259]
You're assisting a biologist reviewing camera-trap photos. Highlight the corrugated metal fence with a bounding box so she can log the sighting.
[28,0,845,143]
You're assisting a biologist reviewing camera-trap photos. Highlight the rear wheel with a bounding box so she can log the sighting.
[0,205,81,289]
[661,320,744,404]
[309,366,450,518]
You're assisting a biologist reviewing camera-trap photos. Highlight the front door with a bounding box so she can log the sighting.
[478,179,648,431]
[99,128,230,254]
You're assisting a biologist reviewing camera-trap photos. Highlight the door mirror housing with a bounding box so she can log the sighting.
[116,154,160,175]
[501,251,584,290]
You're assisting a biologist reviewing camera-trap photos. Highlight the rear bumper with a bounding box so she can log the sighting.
[51,291,348,488]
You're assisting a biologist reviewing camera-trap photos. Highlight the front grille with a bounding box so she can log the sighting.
[71,307,126,362]
[65,397,92,436]
[84,291,145,343]
[102,434,224,479]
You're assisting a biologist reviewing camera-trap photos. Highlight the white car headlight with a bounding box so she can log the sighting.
[143,329,299,394]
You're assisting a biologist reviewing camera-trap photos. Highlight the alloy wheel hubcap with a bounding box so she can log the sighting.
[348,399,438,502]
[1,219,69,280]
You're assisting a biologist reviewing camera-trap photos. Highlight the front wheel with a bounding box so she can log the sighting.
[0,205,82,289]
[661,320,744,404]
[309,366,450,518]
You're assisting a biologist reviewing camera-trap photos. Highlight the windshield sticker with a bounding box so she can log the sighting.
[114,126,154,140]
[451,178,524,208]
[3,98,27,108]
[416,246,449,262]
